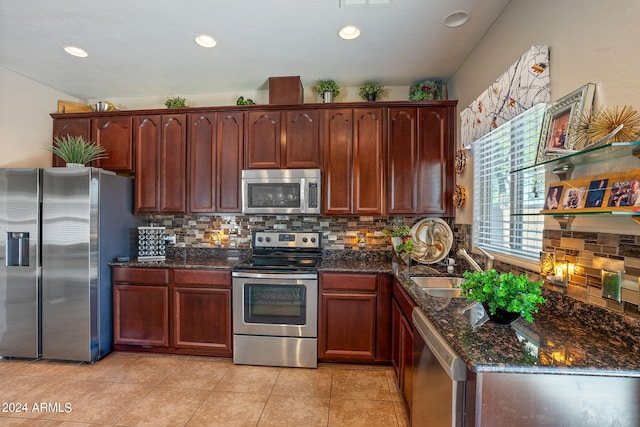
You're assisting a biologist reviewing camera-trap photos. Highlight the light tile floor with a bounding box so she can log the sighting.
[0,352,410,426]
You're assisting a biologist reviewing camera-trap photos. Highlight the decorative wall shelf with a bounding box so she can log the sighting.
[512,141,640,180]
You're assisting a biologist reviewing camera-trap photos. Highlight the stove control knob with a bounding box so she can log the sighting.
[311,237,316,243]
[302,237,308,243]
[265,237,271,243]
[257,237,263,242]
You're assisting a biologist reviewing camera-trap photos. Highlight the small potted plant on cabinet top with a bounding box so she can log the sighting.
[316,80,340,103]
[164,96,187,108]
[48,135,108,167]
[358,81,384,101]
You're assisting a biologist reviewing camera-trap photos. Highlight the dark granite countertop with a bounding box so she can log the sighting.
[396,266,640,377]
[110,248,640,376]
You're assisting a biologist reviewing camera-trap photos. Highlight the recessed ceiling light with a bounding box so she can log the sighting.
[195,34,217,48]
[64,46,88,58]
[338,25,361,40]
[444,11,469,28]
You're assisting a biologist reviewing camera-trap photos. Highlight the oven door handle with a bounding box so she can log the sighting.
[232,271,318,280]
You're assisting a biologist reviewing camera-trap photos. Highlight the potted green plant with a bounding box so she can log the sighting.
[165,96,187,108]
[408,80,443,101]
[47,135,108,166]
[383,225,414,264]
[316,80,340,103]
[461,269,546,323]
[358,81,384,101]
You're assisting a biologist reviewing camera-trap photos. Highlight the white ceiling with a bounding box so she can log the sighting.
[0,0,511,100]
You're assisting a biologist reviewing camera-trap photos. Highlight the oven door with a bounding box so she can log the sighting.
[232,272,318,338]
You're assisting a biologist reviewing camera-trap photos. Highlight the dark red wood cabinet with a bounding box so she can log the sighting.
[52,116,134,172]
[134,114,187,214]
[112,267,232,357]
[387,105,455,216]
[318,272,391,363]
[323,108,384,215]
[391,278,417,415]
[188,111,243,213]
[245,109,322,169]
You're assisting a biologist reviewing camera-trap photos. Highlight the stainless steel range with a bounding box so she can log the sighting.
[232,230,321,368]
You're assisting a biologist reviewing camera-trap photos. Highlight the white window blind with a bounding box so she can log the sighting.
[472,103,546,261]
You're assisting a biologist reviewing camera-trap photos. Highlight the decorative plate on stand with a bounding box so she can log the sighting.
[409,218,453,264]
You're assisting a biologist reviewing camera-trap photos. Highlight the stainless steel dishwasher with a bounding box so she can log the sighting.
[412,307,467,427]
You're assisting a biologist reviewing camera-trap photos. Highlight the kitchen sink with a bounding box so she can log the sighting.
[410,276,465,298]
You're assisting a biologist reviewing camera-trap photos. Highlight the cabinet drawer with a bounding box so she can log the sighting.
[320,272,377,292]
[112,267,169,285]
[173,269,231,287]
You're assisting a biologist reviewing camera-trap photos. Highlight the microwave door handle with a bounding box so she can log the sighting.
[300,178,306,213]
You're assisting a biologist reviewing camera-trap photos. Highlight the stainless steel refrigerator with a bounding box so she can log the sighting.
[0,167,138,362]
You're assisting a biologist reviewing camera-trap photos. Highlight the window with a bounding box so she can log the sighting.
[472,103,546,261]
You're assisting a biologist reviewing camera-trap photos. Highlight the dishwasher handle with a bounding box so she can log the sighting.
[412,307,466,382]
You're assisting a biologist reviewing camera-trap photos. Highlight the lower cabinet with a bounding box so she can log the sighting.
[391,277,416,416]
[113,268,170,347]
[112,267,232,357]
[318,272,391,363]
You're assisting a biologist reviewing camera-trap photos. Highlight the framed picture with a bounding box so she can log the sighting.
[584,178,608,208]
[535,83,596,164]
[607,179,640,207]
[561,186,586,209]
[543,185,563,210]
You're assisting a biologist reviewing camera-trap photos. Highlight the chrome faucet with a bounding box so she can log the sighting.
[457,247,494,272]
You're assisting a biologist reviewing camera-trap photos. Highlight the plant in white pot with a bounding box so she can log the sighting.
[48,135,108,167]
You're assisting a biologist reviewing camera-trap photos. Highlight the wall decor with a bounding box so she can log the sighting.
[455,149,467,174]
[576,105,640,151]
[460,45,550,147]
[543,185,563,210]
[453,185,466,208]
[539,251,556,276]
[535,83,596,164]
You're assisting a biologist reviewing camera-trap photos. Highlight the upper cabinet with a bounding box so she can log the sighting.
[135,114,187,214]
[52,116,134,172]
[323,108,384,215]
[387,105,455,216]
[245,109,322,169]
[189,111,244,213]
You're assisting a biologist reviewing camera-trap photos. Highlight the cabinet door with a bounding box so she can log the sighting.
[113,284,169,347]
[246,110,281,168]
[353,108,384,215]
[93,116,134,172]
[387,108,418,214]
[52,118,91,167]
[217,111,244,212]
[400,312,414,412]
[284,110,322,168]
[173,286,232,355]
[417,107,452,215]
[189,112,216,212]
[135,115,161,213]
[323,109,353,215]
[319,292,377,361]
[160,114,187,213]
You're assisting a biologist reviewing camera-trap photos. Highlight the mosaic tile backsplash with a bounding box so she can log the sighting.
[140,215,640,322]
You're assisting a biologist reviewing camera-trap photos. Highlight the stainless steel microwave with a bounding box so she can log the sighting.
[241,169,321,215]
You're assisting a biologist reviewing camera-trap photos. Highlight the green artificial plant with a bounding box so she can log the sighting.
[47,135,108,165]
[358,81,384,100]
[383,225,414,254]
[315,80,340,98]
[164,96,187,108]
[461,269,546,322]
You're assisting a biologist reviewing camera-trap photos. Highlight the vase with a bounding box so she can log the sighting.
[65,163,84,168]
[322,91,333,103]
[366,93,377,102]
[482,303,519,324]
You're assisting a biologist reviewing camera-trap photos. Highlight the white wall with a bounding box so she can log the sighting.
[0,67,82,167]
[449,0,640,231]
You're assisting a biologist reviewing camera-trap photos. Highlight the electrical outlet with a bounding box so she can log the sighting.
[601,270,622,302]
[164,234,177,245]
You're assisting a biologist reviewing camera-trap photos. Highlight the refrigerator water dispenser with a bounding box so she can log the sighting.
[6,232,30,266]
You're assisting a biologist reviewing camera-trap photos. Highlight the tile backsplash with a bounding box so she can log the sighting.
[143,214,425,251]
[140,215,640,321]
